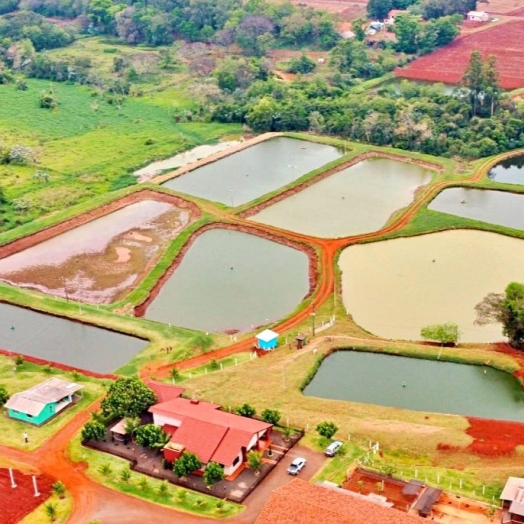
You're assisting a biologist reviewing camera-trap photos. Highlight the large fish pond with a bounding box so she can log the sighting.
[250,158,432,238]
[144,228,310,333]
[0,303,147,373]
[488,154,524,185]
[304,351,524,422]
[162,137,343,206]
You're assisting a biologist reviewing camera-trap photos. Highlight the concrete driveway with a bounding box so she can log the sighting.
[233,444,327,523]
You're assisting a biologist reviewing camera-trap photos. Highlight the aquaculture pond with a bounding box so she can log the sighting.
[339,230,524,343]
[162,137,342,206]
[304,351,524,422]
[144,228,310,333]
[0,199,193,304]
[250,158,432,238]
[0,303,147,373]
[488,155,524,185]
[429,187,524,231]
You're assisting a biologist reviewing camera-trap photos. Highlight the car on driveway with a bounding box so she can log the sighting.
[287,457,307,475]
[325,441,343,457]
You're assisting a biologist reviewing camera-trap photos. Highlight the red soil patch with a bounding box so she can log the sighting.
[396,20,524,89]
[0,469,54,524]
[488,0,524,15]
[508,6,524,15]
[465,417,524,456]
[283,0,367,18]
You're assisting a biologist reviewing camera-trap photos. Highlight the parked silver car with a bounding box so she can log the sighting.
[287,457,307,475]
[325,441,343,457]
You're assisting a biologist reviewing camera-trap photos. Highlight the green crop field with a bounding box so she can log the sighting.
[0,75,240,231]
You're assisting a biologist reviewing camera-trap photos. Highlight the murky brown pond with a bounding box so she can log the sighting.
[339,230,524,343]
[0,200,192,303]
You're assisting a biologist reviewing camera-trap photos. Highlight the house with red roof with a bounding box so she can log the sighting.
[148,386,272,478]
[255,478,427,524]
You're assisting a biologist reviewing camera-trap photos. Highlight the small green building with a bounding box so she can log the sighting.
[5,377,83,425]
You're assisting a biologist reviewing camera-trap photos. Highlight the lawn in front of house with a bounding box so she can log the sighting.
[0,355,106,450]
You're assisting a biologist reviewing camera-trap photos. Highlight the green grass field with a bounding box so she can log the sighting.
[0,73,240,231]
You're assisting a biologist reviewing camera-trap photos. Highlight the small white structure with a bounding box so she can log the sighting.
[256,329,279,351]
[500,477,524,522]
[384,9,407,25]
[467,11,489,22]
[368,21,384,31]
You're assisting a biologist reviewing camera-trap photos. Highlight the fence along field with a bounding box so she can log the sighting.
[395,20,524,90]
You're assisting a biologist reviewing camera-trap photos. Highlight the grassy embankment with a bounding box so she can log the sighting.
[68,435,243,519]
[0,354,106,450]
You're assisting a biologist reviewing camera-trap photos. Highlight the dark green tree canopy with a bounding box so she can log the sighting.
[173,451,202,478]
[261,408,281,425]
[101,377,157,418]
[0,385,9,407]
[203,461,225,487]
[134,424,169,449]
[316,421,338,439]
[81,420,106,442]
[475,282,524,348]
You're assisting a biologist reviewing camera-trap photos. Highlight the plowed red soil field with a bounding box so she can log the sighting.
[489,0,524,14]
[276,0,366,18]
[396,20,524,89]
[0,469,53,524]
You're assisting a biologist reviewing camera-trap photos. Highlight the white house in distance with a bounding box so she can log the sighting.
[500,477,524,523]
[467,11,489,22]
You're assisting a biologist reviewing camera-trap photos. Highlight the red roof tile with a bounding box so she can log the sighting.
[211,428,253,466]
[169,418,228,464]
[255,479,426,524]
[144,380,184,403]
[150,397,221,420]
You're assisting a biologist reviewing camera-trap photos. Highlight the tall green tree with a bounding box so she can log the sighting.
[475,282,524,348]
[316,421,338,439]
[394,14,423,54]
[351,18,366,41]
[460,50,484,116]
[101,377,157,419]
[367,0,392,20]
[483,54,501,117]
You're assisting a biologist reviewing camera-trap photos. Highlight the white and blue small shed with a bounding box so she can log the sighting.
[256,329,279,351]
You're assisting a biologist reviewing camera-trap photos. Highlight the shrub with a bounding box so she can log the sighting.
[119,466,131,483]
[203,462,225,488]
[98,463,112,476]
[261,409,280,425]
[44,502,57,521]
[247,450,263,473]
[316,421,338,439]
[52,481,66,498]
[173,451,202,478]
[81,421,106,442]
[157,480,169,496]
[0,385,9,407]
[14,355,24,366]
[236,403,256,418]
[134,424,169,450]
[137,477,149,490]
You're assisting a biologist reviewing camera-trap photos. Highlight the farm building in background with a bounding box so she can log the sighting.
[500,477,524,523]
[5,378,83,425]
[467,11,490,22]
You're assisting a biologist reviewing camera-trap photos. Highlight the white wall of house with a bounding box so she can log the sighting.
[223,450,244,477]
[152,413,183,427]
